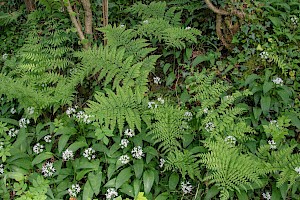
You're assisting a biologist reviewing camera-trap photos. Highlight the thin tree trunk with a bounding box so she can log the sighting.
[102,0,108,45]
[81,0,93,37]
[24,0,35,12]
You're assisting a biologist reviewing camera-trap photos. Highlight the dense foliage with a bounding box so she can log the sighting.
[0,0,299,200]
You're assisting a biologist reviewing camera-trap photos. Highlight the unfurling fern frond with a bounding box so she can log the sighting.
[165,150,201,180]
[148,104,190,153]
[201,140,267,200]
[85,87,147,133]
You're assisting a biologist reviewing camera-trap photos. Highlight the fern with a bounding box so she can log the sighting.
[85,87,148,133]
[148,104,190,153]
[0,11,22,26]
[165,150,201,179]
[201,140,267,200]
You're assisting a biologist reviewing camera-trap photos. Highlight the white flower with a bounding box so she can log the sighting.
[66,107,76,116]
[159,158,165,168]
[143,20,149,24]
[203,108,208,114]
[124,129,135,137]
[106,188,118,199]
[10,108,16,114]
[272,77,283,85]
[7,128,19,137]
[62,149,74,161]
[262,191,271,200]
[120,139,129,149]
[44,135,52,143]
[294,166,300,174]
[0,142,3,150]
[75,111,92,124]
[157,97,164,104]
[42,162,56,177]
[205,122,215,132]
[83,147,96,160]
[153,76,161,84]
[225,136,237,146]
[0,164,4,174]
[291,16,298,25]
[181,181,193,194]
[180,121,190,130]
[119,155,130,164]
[27,107,34,115]
[131,146,144,159]
[19,118,30,128]
[184,111,193,121]
[260,51,269,59]
[68,184,81,197]
[185,26,191,30]
[148,101,157,109]
[268,140,277,150]
[2,53,8,60]
[120,24,125,28]
[33,143,44,154]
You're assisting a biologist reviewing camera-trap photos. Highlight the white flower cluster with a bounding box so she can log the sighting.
[0,164,4,174]
[42,162,56,177]
[205,122,215,132]
[131,146,144,159]
[225,136,237,146]
[66,107,76,116]
[119,155,130,164]
[27,107,35,115]
[68,184,81,197]
[262,191,271,200]
[143,20,149,24]
[291,16,298,25]
[120,139,129,149]
[184,111,193,121]
[185,26,191,30]
[180,121,190,130]
[10,108,16,114]
[124,129,135,137]
[157,97,164,104]
[75,111,92,124]
[148,101,158,109]
[8,128,19,137]
[181,181,193,194]
[268,140,277,150]
[120,24,125,28]
[0,142,3,150]
[106,188,118,199]
[153,76,161,84]
[83,147,96,160]
[260,51,269,59]
[203,108,209,114]
[159,158,165,168]
[44,135,52,143]
[33,143,44,154]
[2,53,8,60]
[272,77,283,85]
[294,166,300,174]
[62,149,74,161]
[19,118,30,128]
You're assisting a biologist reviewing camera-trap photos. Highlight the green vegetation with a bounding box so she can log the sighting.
[0,0,299,199]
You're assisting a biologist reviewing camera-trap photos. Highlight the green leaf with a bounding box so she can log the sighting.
[89,171,102,195]
[133,179,141,197]
[143,170,155,194]
[253,107,262,120]
[168,173,179,190]
[166,72,175,86]
[261,96,271,114]
[163,63,171,75]
[83,180,94,199]
[58,134,71,153]
[155,192,169,200]
[67,140,87,152]
[204,186,220,200]
[268,16,282,27]
[192,54,209,67]
[135,192,147,200]
[263,82,273,94]
[7,172,25,181]
[133,159,144,179]
[236,190,248,200]
[116,167,133,189]
[32,152,53,166]
[244,74,260,86]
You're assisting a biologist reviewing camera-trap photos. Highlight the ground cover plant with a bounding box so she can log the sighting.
[0,0,299,199]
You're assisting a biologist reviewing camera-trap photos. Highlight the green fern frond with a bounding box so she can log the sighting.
[0,11,21,25]
[86,87,147,132]
[165,150,201,179]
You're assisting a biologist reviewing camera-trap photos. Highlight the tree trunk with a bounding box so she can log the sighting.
[24,0,35,12]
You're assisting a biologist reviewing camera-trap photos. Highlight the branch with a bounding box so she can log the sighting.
[204,0,245,19]
[65,0,88,49]
[216,14,232,50]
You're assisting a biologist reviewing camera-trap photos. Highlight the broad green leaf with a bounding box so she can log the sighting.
[83,180,94,199]
[7,172,25,181]
[133,159,144,179]
[88,171,102,195]
[67,140,87,152]
[268,16,282,27]
[244,74,260,86]
[192,54,210,67]
[58,134,71,153]
[261,96,271,114]
[116,167,132,189]
[253,107,262,120]
[133,179,141,197]
[32,152,53,166]
[166,72,175,86]
[263,82,273,94]
[135,192,147,200]
[204,186,220,200]
[155,192,169,200]
[168,173,179,190]
[143,170,155,194]
[120,183,134,197]
[236,190,248,200]
[104,178,116,188]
